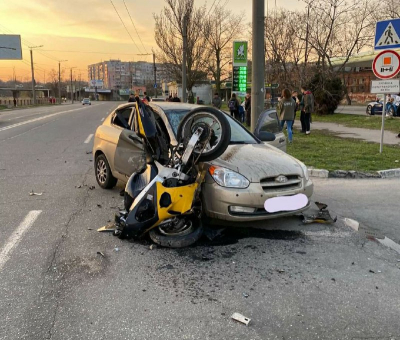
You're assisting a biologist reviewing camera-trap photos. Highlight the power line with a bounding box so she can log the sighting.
[109,0,142,53]
[208,0,218,15]
[122,0,148,54]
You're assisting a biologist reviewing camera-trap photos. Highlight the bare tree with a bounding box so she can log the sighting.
[154,0,209,100]
[203,4,244,95]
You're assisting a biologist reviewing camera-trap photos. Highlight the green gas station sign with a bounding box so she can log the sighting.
[232,66,247,94]
[233,41,248,67]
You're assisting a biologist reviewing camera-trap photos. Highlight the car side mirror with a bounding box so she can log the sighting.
[255,131,276,142]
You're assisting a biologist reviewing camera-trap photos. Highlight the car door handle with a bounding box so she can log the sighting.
[129,135,143,144]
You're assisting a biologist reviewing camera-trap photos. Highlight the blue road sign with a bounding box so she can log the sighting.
[154,84,157,88]
[375,19,400,50]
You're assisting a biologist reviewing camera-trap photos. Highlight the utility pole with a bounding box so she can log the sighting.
[70,67,76,103]
[58,60,67,104]
[182,14,188,103]
[153,52,157,98]
[251,0,265,132]
[29,45,43,105]
[78,73,81,101]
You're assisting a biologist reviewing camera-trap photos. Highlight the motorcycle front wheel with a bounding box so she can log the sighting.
[149,217,203,248]
[177,107,231,162]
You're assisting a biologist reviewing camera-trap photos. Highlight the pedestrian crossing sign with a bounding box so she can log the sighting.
[375,19,400,50]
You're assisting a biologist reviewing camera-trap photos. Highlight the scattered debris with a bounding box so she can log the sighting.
[86,151,92,154]
[88,228,93,230]
[369,270,375,274]
[352,262,355,265]
[97,223,116,232]
[242,293,249,298]
[231,313,251,326]
[149,244,156,250]
[203,226,226,241]
[331,278,336,282]
[89,160,93,162]
[29,190,43,196]
[114,247,119,252]
[344,218,360,231]
[277,269,285,273]
[302,202,337,224]
[376,286,379,289]
[89,186,95,190]
[97,204,102,208]
[97,251,105,257]
[75,185,82,189]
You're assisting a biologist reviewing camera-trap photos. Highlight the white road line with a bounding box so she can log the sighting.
[84,134,94,144]
[0,107,82,133]
[101,118,105,122]
[0,210,42,271]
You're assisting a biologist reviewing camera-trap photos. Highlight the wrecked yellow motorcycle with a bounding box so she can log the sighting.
[114,99,231,248]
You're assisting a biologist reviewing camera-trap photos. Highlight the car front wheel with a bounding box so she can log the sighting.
[95,154,118,189]
[366,105,372,115]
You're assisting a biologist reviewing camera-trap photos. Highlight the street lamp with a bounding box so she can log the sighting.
[28,45,43,105]
[58,60,68,104]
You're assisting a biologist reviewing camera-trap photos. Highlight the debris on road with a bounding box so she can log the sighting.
[114,247,119,252]
[29,190,43,196]
[203,226,225,241]
[149,244,156,250]
[97,251,105,257]
[242,293,249,298]
[231,313,251,326]
[302,202,337,224]
[89,186,95,190]
[277,268,285,273]
[86,151,92,154]
[97,204,102,208]
[369,270,375,274]
[75,185,82,189]
[97,223,116,232]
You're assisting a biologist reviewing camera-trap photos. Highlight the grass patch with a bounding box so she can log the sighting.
[0,105,8,110]
[311,113,400,134]
[286,128,400,172]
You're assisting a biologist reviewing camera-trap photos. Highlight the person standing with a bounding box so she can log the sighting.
[300,86,314,135]
[144,91,150,102]
[291,91,298,129]
[212,92,222,109]
[128,93,136,102]
[228,93,240,120]
[13,97,17,107]
[245,93,251,126]
[277,89,296,144]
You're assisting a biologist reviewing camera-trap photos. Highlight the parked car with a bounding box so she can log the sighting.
[366,99,399,116]
[93,102,313,223]
[82,98,91,105]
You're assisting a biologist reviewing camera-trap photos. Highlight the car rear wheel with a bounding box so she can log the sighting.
[366,105,372,115]
[95,154,118,189]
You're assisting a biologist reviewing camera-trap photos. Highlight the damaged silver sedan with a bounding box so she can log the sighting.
[93,102,313,224]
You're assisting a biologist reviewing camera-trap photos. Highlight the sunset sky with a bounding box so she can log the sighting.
[0,0,303,83]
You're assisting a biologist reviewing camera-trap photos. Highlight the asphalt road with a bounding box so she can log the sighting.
[335,105,368,115]
[0,103,399,340]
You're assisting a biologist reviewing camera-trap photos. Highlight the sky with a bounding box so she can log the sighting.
[0,0,303,83]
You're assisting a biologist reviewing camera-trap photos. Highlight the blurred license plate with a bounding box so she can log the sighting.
[264,194,308,213]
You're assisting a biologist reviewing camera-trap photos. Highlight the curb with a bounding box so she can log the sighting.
[308,167,400,179]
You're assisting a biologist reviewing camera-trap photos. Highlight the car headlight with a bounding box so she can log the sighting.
[208,166,250,188]
[297,161,309,181]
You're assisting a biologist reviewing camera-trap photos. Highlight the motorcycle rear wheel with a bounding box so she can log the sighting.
[177,107,231,162]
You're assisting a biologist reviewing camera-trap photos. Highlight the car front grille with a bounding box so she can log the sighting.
[260,175,302,192]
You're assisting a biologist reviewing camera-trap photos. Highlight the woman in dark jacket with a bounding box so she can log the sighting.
[277,88,296,143]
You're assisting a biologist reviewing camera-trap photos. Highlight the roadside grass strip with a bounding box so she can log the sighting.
[0,211,42,271]
[287,129,400,172]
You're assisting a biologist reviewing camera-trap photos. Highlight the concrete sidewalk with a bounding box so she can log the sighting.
[309,121,400,145]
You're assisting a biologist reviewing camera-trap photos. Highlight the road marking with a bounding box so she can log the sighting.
[101,118,105,122]
[84,134,94,144]
[0,107,83,133]
[0,210,42,271]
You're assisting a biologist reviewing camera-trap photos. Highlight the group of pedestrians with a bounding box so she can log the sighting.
[214,92,251,126]
[277,87,314,143]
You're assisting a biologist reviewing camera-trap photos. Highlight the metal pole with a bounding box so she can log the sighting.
[380,96,386,153]
[58,62,61,104]
[251,0,265,132]
[70,68,73,103]
[30,49,36,105]
[153,53,157,98]
[182,14,187,103]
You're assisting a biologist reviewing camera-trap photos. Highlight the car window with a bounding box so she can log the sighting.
[112,107,133,129]
[164,109,258,144]
[259,111,281,134]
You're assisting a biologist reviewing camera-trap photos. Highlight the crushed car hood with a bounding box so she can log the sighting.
[208,143,304,182]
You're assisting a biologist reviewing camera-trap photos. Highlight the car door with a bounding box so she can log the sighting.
[113,105,146,178]
[254,109,287,152]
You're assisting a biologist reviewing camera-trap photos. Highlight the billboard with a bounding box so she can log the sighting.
[0,35,22,60]
[88,79,104,89]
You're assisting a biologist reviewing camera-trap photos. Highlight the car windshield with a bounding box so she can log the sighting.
[164,109,258,144]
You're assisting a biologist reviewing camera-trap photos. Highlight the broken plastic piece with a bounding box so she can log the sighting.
[97,223,116,232]
[89,186,95,190]
[29,190,43,196]
[97,251,105,257]
[302,202,337,224]
[231,312,251,326]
